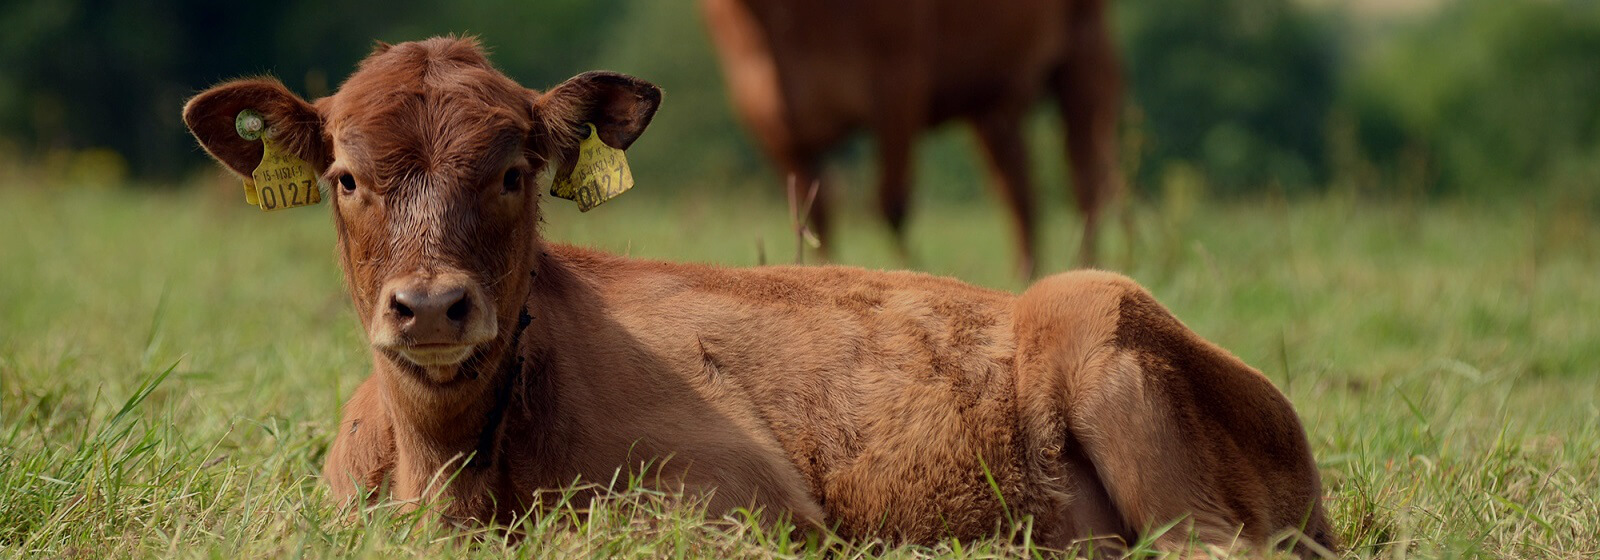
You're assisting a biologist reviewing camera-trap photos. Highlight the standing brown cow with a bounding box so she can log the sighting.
[183,37,1334,555]
[703,0,1124,277]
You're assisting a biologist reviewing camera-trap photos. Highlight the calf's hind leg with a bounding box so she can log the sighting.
[1014,271,1335,556]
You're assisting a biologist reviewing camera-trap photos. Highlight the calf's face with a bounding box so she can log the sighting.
[182,38,659,379]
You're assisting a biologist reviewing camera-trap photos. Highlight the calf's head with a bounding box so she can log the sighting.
[183,37,659,380]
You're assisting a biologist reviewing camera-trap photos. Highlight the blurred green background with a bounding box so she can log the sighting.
[2,0,1596,202]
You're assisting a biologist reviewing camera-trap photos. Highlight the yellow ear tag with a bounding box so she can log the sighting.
[236,109,323,212]
[550,123,633,212]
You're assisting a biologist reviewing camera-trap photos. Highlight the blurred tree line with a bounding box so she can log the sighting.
[1345,0,1600,196]
[1119,0,1337,195]
[0,0,1595,198]
[0,0,623,179]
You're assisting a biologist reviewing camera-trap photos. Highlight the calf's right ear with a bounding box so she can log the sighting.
[182,78,329,177]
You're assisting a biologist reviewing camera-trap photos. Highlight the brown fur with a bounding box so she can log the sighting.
[701,0,1125,276]
[183,37,1334,555]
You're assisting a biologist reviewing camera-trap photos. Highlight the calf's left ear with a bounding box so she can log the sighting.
[183,78,328,178]
[532,71,661,159]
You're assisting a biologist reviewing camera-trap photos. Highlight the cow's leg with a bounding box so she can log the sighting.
[323,373,397,506]
[872,122,918,265]
[1053,0,1124,269]
[701,0,833,263]
[702,0,826,262]
[781,154,831,263]
[971,108,1040,280]
[1014,271,1335,556]
[868,39,929,267]
[744,123,832,264]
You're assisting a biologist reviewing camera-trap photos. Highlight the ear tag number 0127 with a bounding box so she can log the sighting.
[550,122,633,212]
[235,109,323,211]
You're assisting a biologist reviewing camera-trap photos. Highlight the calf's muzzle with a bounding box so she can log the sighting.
[371,271,497,367]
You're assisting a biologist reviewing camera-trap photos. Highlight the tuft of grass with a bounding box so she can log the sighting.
[1,184,1596,558]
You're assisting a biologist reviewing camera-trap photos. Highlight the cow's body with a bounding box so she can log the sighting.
[185,38,1333,555]
[703,0,1125,275]
[326,244,1334,550]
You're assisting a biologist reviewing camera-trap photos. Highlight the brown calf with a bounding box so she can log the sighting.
[183,37,1334,555]
[702,0,1125,276]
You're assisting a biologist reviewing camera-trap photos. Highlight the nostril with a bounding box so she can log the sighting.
[390,295,415,319]
[387,284,471,329]
[446,295,471,322]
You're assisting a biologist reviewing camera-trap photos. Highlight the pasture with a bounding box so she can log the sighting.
[1,181,1596,558]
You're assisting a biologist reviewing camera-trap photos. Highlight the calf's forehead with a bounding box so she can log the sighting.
[322,41,536,177]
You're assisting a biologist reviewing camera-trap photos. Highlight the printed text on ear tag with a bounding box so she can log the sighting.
[550,123,633,212]
[236,109,323,212]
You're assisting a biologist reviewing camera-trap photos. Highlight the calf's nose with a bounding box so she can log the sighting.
[388,283,473,342]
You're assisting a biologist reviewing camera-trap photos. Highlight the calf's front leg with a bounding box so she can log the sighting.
[323,374,396,506]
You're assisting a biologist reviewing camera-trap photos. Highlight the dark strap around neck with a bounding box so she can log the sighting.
[468,305,534,469]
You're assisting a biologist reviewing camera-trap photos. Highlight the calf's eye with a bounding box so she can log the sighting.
[501,168,523,193]
[338,173,357,194]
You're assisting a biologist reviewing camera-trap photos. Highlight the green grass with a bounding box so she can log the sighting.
[1,182,1597,558]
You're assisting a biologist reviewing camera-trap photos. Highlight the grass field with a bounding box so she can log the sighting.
[1,182,1597,558]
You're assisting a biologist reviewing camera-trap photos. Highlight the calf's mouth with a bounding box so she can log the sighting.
[391,343,480,367]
